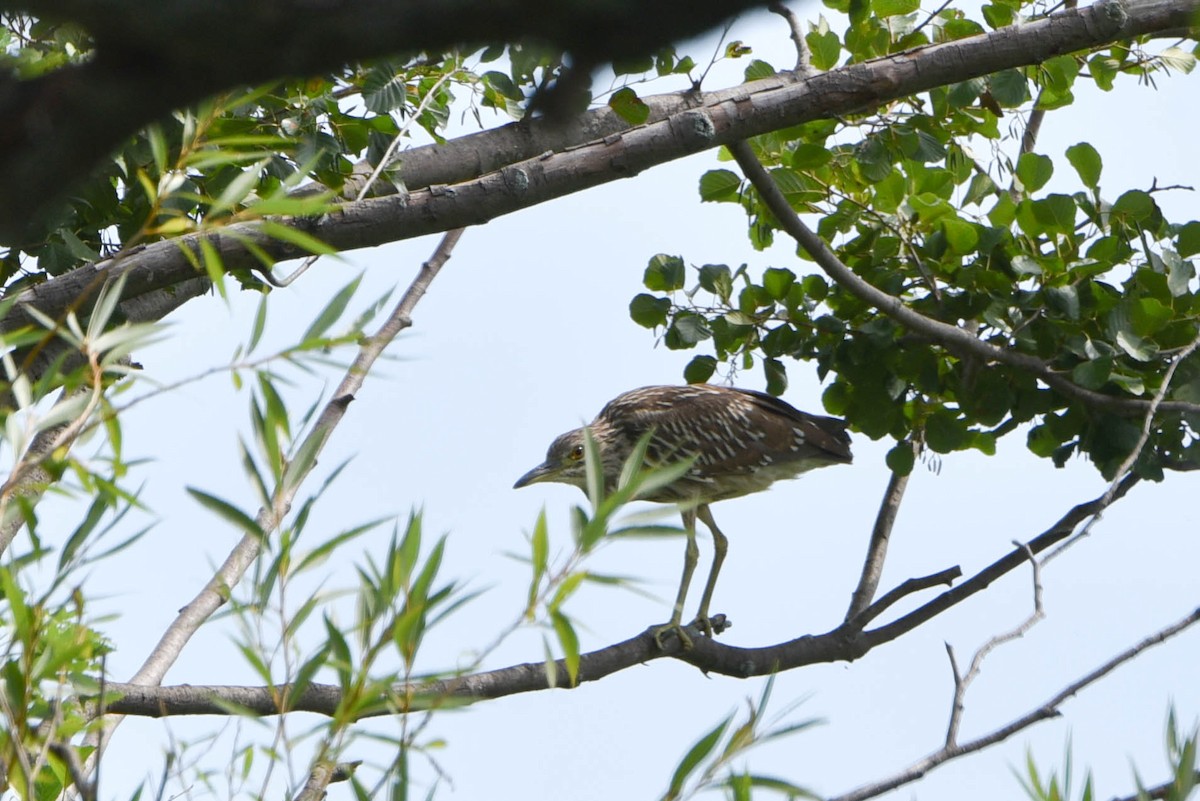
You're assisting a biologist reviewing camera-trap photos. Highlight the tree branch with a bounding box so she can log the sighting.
[829,604,1200,801]
[844,439,917,621]
[0,0,777,241]
[863,473,1137,647]
[769,2,814,74]
[944,542,1044,747]
[95,476,1134,717]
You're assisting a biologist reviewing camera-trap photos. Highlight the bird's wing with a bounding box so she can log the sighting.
[596,385,851,477]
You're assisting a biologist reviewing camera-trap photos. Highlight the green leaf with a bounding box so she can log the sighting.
[629,293,671,328]
[885,442,915,475]
[699,169,742,203]
[942,218,979,253]
[982,3,1015,28]
[764,358,787,396]
[363,64,409,112]
[684,355,717,384]
[947,78,984,108]
[805,29,841,70]
[1159,45,1196,73]
[1177,221,1200,258]
[762,267,795,300]
[1130,297,1172,336]
[1010,255,1042,276]
[743,59,776,81]
[1015,152,1053,192]
[667,717,732,799]
[925,410,969,453]
[302,275,361,342]
[550,610,580,686]
[874,0,918,16]
[1031,194,1077,234]
[698,264,734,301]
[187,488,265,539]
[257,220,338,256]
[1065,142,1102,189]
[665,313,711,349]
[988,69,1029,106]
[608,87,650,125]
[1115,329,1156,361]
[1072,357,1112,389]
[1111,190,1156,224]
[643,254,686,291]
[791,144,832,170]
[1162,249,1195,296]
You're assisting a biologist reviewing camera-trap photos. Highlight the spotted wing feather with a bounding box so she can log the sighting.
[593,385,851,502]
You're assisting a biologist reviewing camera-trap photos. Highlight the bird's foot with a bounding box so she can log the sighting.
[652,614,732,651]
[651,619,693,651]
[689,613,731,637]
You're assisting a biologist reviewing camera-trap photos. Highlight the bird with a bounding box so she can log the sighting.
[513,384,852,647]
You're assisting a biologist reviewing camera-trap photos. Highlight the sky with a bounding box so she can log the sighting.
[31,4,1200,801]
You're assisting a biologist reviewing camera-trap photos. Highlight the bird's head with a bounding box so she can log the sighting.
[513,427,591,491]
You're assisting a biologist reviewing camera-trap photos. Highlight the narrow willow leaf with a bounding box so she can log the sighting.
[666,716,732,799]
[258,220,338,256]
[186,488,265,539]
[550,610,580,685]
[302,275,361,343]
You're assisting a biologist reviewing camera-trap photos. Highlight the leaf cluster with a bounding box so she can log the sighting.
[631,19,1200,478]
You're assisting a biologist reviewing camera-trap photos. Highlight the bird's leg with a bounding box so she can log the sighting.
[652,508,699,650]
[691,504,727,637]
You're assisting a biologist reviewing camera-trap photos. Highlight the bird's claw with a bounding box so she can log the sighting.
[689,612,731,638]
[651,620,693,651]
[652,614,732,651]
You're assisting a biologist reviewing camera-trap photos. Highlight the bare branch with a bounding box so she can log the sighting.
[727,138,1200,418]
[292,761,357,801]
[1109,772,1200,801]
[848,566,962,629]
[944,542,1044,747]
[769,2,813,74]
[865,473,1137,649]
[845,441,916,621]
[829,605,1200,801]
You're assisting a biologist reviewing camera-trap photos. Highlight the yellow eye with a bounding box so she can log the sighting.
[568,444,585,461]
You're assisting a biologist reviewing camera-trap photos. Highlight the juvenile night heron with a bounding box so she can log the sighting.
[514,384,852,646]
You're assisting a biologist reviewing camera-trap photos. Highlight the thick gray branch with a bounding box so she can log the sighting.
[0,0,776,240]
[6,0,1194,343]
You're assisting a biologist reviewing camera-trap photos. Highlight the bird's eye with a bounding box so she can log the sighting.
[568,444,585,461]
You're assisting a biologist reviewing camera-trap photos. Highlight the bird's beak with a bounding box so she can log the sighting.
[513,461,556,489]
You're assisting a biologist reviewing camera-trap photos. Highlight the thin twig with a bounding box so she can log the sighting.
[944,542,1044,747]
[292,761,337,801]
[1108,772,1200,801]
[849,566,961,629]
[769,2,813,74]
[727,139,1200,417]
[830,605,1200,801]
[845,439,917,621]
[864,474,1138,648]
